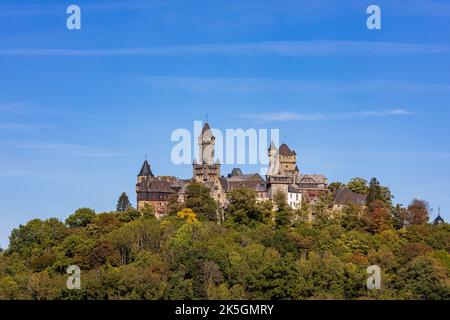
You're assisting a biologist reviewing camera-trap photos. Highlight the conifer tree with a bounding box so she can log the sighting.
[116,192,132,212]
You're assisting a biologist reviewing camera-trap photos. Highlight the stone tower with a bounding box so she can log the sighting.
[279,143,298,177]
[193,122,221,183]
[266,142,290,199]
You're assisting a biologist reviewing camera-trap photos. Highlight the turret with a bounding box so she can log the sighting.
[137,160,154,183]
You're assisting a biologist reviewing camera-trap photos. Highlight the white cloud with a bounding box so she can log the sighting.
[1,41,450,57]
[139,76,450,94]
[15,143,128,158]
[241,109,416,122]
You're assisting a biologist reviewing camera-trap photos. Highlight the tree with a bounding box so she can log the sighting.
[8,218,68,258]
[341,203,367,231]
[312,193,334,223]
[139,204,155,219]
[226,188,259,224]
[0,276,20,299]
[328,181,345,195]
[166,194,183,216]
[406,199,429,226]
[347,178,369,195]
[177,208,198,224]
[366,200,393,234]
[116,192,132,212]
[273,191,292,227]
[392,204,407,230]
[398,255,449,300]
[367,178,393,208]
[65,208,96,228]
[185,182,218,221]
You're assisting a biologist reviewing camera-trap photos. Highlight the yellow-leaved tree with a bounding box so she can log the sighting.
[176,208,198,224]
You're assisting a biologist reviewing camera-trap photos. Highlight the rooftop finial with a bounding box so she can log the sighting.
[205,113,208,123]
[145,154,147,161]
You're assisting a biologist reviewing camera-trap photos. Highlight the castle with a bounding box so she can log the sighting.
[136,121,328,218]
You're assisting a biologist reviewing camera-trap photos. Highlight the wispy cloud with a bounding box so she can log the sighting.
[0,122,58,131]
[139,76,450,94]
[1,41,450,57]
[241,109,416,122]
[15,143,128,158]
[0,103,30,114]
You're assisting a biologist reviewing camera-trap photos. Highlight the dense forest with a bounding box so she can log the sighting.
[0,177,449,300]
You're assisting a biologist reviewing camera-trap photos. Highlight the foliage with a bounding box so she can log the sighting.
[176,208,198,224]
[184,182,219,221]
[347,178,369,195]
[116,192,132,212]
[0,190,448,300]
[65,208,96,228]
[406,199,430,226]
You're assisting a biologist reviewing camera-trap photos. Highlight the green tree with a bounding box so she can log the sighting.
[0,276,20,299]
[8,218,68,258]
[65,208,96,228]
[367,177,393,208]
[347,177,369,195]
[166,194,183,216]
[226,188,259,224]
[273,191,292,227]
[328,181,345,195]
[116,192,132,212]
[139,204,155,219]
[398,255,449,299]
[185,182,218,221]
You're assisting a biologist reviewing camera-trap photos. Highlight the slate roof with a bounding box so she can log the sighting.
[279,143,296,156]
[227,173,264,182]
[138,160,154,177]
[137,177,175,194]
[288,185,303,193]
[334,188,367,206]
[230,168,243,177]
[433,215,445,225]
[299,174,327,184]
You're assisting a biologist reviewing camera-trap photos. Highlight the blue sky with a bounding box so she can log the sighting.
[1,0,450,248]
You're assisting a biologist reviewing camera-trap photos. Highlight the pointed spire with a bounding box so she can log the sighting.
[202,122,211,134]
[138,160,154,177]
[268,141,277,152]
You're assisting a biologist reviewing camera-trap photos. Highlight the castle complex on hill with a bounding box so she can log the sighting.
[135,121,446,224]
[136,121,328,218]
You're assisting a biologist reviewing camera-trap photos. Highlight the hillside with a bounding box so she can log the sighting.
[0,184,449,300]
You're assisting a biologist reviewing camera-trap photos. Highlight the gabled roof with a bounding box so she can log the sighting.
[279,143,296,156]
[138,160,154,177]
[334,188,367,206]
